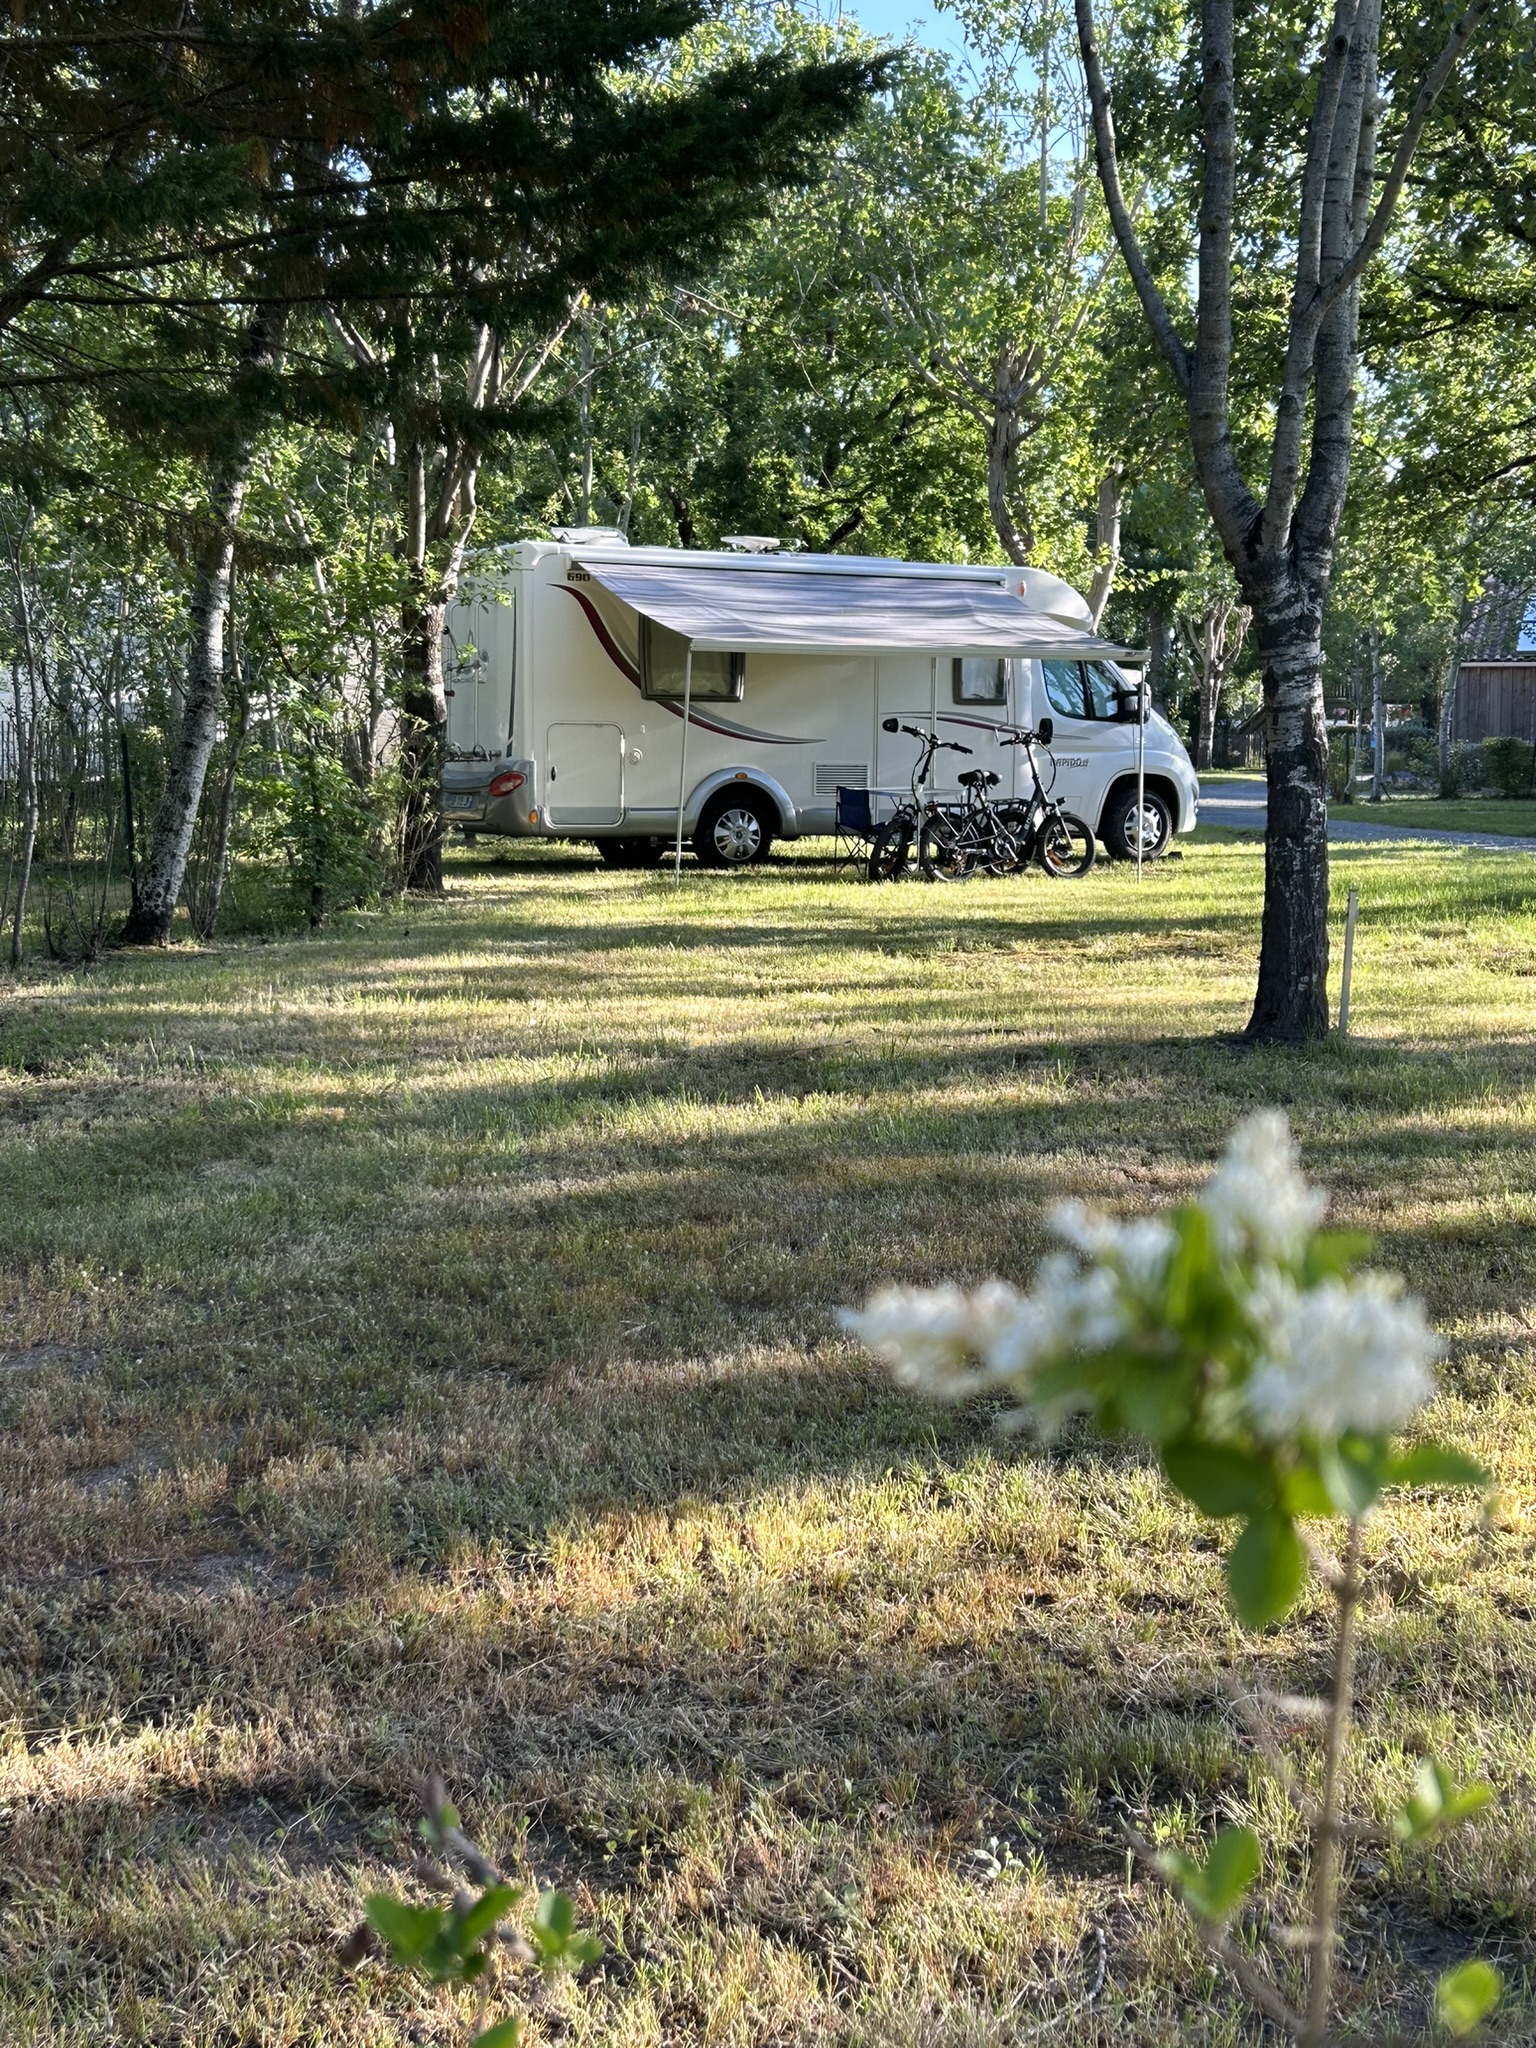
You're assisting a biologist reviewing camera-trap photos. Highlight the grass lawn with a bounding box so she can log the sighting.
[1329,796,1536,839]
[2,837,1534,2047]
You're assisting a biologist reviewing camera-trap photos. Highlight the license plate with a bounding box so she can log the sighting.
[444,792,483,811]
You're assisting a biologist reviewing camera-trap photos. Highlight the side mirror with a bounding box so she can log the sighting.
[1037,716,1054,745]
[881,716,899,732]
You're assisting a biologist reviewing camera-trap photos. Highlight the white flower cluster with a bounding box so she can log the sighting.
[1199,1107,1328,1262]
[839,1252,1127,1414]
[842,1110,1443,1451]
[1050,1200,1176,1290]
[1245,1269,1441,1441]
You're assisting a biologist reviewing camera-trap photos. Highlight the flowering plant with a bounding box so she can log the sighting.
[844,1112,1499,2042]
[847,1111,1476,1629]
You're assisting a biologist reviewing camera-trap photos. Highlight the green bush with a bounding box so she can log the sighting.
[1482,735,1536,798]
[1439,741,1484,799]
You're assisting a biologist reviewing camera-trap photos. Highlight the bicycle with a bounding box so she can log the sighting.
[917,765,1028,879]
[918,719,1096,880]
[867,718,973,881]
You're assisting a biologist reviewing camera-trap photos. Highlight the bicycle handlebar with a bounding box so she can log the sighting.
[889,720,972,754]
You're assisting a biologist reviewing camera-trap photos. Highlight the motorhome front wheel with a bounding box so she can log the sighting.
[695,792,774,868]
[1102,786,1173,862]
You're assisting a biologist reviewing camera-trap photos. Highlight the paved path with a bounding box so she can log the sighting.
[1198,776,1536,852]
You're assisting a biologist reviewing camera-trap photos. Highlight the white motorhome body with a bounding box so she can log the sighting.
[441,540,1199,863]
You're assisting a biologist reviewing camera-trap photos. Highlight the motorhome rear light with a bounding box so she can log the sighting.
[487,770,526,797]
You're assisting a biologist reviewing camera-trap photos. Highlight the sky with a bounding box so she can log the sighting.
[826,0,969,60]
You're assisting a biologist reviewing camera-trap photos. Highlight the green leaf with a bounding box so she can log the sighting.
[1202,1826,1262,1915]
[1164,1204,1212,1321]
[458,1883,520,1949]
[1117,1359,1192,1442]
[1436,1959,1501,2035]
[365,1894,444,1963]
[1301,1229,1373,1283]
[1281,1460,1335,1517]
[1158,1825,1260,1923]
[1226,1509,1307,1628]
[1393,1758,1494,1842]
[1319,1435,1389,1517]
[1163,1439,1270,1519]
[1388,1443,1490,1492]
[471,2019,523,2048]
[534,1889,576,1941]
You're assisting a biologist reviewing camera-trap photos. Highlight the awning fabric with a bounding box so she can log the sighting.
[576,558,1139,661]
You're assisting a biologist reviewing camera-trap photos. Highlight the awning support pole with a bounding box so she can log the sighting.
[673,647,693,879]
[1135,673,1147,883]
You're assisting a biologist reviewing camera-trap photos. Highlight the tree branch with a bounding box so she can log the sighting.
[1313,0,1493,325]
[1072,0,1190,393]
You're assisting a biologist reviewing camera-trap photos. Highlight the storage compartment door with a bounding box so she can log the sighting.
[545,723,624,826]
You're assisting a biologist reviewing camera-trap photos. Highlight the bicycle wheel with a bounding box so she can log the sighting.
[868,817,913,882]
[919,811,978,882]
[1036,809,1096,878]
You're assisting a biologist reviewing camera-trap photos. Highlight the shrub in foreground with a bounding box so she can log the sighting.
[845,1111,1499,2043]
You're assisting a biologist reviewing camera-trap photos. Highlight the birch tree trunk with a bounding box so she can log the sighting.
[119,302,287,945]
[1075,0,1490,1043]
[1086,471,1123,627]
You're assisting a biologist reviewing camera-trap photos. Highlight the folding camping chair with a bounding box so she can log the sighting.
[832,785,879,878]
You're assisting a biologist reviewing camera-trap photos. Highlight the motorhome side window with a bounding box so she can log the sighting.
[1041,660,1088,719]
[641,618,745,701]
[952,656,1007,704]
[1084,661,1123,719]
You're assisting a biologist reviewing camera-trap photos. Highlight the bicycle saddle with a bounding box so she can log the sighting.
[957,768,1000,789]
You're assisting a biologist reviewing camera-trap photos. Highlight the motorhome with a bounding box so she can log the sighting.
[440,536,1199,866]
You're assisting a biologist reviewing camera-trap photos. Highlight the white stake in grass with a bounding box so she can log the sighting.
[1338,887,1359,1035]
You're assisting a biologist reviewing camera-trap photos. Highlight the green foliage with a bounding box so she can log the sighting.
[1482,737,1535,800]
[1158,1825,1261,1926]
[1393,1760,1494,1845]
[1435,1958,1503,2036]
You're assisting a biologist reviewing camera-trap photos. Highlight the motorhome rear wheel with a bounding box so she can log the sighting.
[695,792,774,868]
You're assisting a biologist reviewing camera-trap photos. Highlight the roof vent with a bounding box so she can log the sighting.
[721,535,782,553]
[551,525,628,546]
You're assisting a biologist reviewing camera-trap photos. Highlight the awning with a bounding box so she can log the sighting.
[576,558,1140,662]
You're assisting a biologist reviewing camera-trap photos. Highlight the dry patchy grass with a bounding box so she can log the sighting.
[1,837,1534,2046]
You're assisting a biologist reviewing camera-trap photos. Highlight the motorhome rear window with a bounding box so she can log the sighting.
[640,619,745,701]
[952,657,1007,704]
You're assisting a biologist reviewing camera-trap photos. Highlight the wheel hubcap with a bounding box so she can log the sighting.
[712,805,762,861]
[1128,804,1162,851]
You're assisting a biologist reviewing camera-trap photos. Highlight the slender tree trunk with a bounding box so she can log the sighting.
[1086,471,1123,626]
[1246,563,1332,1045]
[188,624,253,940]
[119,302,287,944]
[1148,608,1172,708]
[1437,595,1469,791]
[1195,662,1221,771]
[399,573,449,893]
[983,341,1036,568]
[9,656,38,968]
[1369,624,1385,801]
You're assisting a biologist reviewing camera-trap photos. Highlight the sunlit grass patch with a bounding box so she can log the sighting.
[0,835,1533,2043]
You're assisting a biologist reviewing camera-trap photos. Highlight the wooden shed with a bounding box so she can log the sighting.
[1452,661,1536,743]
